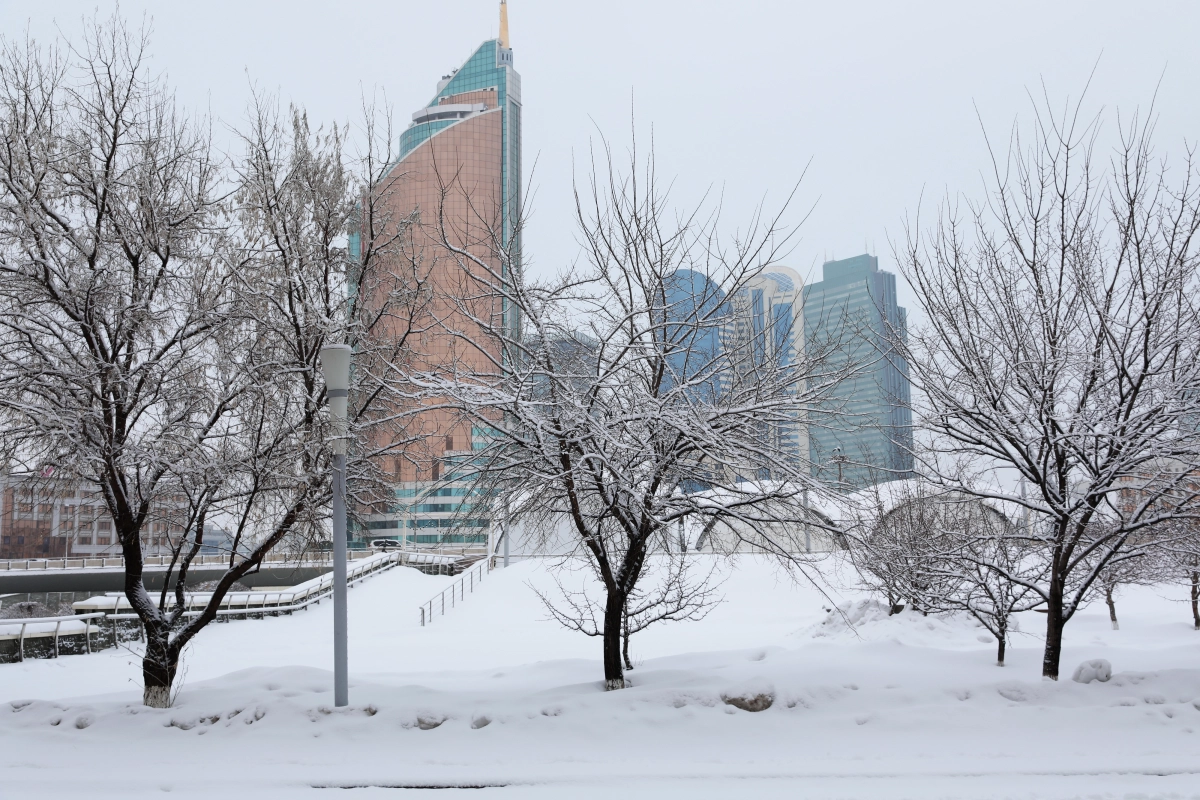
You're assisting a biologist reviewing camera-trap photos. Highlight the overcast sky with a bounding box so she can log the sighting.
[3,1,1198,316]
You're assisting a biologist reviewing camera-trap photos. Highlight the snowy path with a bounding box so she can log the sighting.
[2,556,1199,799]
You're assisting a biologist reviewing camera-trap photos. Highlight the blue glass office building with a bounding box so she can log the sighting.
[803,255,913,487]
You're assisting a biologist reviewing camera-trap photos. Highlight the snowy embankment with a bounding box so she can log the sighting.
[2,556,1200,799]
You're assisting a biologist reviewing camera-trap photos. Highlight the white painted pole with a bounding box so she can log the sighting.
[500,497,510,567]
[321,344,352,708]
[331,450,348,707]
[803,486,811,553]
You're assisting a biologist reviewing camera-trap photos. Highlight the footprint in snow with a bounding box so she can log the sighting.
[997,686,1028,702]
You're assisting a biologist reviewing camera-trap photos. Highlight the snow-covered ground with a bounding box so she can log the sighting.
[2,555,1199,799]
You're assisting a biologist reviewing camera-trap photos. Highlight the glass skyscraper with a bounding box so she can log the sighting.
[803,255,913,488]
[727,268,808,474]
[663,269,727,401]
[664,267,808,482]
[361,4,521,544]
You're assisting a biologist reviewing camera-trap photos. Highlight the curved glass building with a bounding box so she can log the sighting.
[362,3,522,545]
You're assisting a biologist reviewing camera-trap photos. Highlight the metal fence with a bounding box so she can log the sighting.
[2,551,407,664]
[419,557,492,626]
[0,612,107,661]
[2,547,482,662]
[73,551,403,618]
[0,549,380,572]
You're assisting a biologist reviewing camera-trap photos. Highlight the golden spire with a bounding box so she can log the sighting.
[499,1,510,48]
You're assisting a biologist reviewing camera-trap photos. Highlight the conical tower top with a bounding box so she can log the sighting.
[499,1,510,49]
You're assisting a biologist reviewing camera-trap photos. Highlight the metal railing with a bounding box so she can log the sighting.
[73,551,402,618]
[0,549,379,572]
[396,551,460,568]
[1,548,480,664]
[0,612,107,661]
[2,548,465,665]
[419,556,492,626]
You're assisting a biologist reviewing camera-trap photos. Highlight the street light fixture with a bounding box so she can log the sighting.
[831,446,845,486]
[320,343,352,708]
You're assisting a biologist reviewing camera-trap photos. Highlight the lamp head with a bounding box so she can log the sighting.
[320,343,352,393]
[320,344,352,434]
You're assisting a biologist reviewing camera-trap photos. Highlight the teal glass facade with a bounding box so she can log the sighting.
[804,255,913,487]
[398,119,457,160]
[398,38,522,261]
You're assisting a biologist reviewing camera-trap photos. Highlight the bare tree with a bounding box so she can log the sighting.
[845,481,957,616]
[417,133,855,690]
[134,94,425,708]
[1087,525,1160,631]
[899,91,1200,679]
[1173,544,1200,631]
[1170,530,1200,630]
[534,548,723,672]
[848,479,1049,665]
[0,18,425,705]
[1138,517,1200,630]
[925,491,1044,666]
[0,18,241,706]
[231,88,430,545]
[620,555,722,670]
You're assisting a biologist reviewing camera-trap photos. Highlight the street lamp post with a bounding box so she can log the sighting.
[502,497,510,567]
[803,485,811,554]
[320,343,352,708]
[831,446,845,487]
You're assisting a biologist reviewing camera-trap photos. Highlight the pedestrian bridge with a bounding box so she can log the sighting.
[0,548,480,593]
[1,550,465,663]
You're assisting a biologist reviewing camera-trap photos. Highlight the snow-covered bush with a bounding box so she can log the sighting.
[1071,660,1113,684]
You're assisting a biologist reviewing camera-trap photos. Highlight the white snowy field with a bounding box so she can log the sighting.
[2,556,1200,800]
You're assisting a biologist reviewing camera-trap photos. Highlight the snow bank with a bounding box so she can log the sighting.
[3,557,1200,799]
[800,598,998,649]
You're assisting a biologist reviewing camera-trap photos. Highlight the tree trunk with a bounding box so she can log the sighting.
[912,588,928,617]
[622,602,634,672]
[1105,583,1119,631]
[996,620,1007,666]
[1042,583,1065,680]
[602,590,626,690]
[142,626,178,708]
[1190,571,1199,631]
